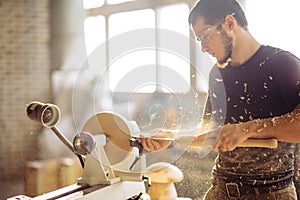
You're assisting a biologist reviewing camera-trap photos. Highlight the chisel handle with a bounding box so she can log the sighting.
[238,138,278,148]
[188,138,278,150]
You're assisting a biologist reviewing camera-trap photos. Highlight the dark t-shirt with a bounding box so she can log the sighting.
[207,45,300,185]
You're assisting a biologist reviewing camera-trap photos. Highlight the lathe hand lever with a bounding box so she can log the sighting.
[129,137,145,170]
[129,156,140,170]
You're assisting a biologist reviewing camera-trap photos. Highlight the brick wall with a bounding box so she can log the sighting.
[0,0,51,181]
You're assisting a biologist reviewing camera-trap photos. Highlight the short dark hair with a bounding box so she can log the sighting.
[188,0,248,28]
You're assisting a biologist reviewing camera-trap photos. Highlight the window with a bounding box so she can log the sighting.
[82,1,197,93]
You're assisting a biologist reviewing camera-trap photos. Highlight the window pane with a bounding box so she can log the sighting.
[84,15,106,56]
[156,3,190,36]
[246,0,300,58]
[83,15,106,76]
[109,9,155,38]
[109,9,155,92]
[156,4,190,93]
[109,50,156,92]
[107,0,134,5]
[83,0,104,9]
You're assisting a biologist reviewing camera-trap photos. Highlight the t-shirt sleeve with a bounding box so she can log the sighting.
[272,51,300,110]
[206,65,227,125]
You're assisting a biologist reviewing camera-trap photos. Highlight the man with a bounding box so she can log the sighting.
[140,0,300,199]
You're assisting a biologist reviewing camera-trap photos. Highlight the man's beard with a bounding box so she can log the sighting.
[216,29,233,68]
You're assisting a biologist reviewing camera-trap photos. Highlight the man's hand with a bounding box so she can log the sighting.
[138,131,173,152]
[213,123,250,152]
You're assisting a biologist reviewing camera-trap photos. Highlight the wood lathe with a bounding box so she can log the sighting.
[9,101,151,200]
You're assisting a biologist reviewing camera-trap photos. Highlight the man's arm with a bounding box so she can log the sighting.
[215,104,300,152]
